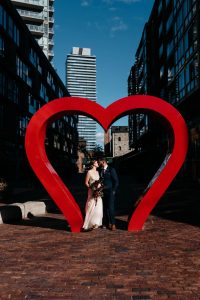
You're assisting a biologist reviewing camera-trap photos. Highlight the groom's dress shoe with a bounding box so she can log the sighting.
[112,224,116,230]
[110,224,116,231]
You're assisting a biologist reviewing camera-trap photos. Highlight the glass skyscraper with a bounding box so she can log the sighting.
[128,0,200,150]
[0,0,77,182]
[66,47,96,151]
[128,0,200,182]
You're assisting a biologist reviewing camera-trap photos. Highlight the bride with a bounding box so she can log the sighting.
[82,160,103,231]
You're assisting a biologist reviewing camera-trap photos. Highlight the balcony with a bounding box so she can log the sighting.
[49,17,54,23]
[11,0,44,9]
[48,50,54,57]
[49,38,54,46]
[49,6,54,12]
[17,9,44,23]
[48,27,54,37]
[49,28,54,34]
[27,24,44,35]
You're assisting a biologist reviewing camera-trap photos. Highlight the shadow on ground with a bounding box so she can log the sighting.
[12,214,70,231]
[6,172,200,231]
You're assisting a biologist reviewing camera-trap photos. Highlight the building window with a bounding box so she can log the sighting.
[176,7,183,32]
[28,93,40,114]
[0,5,6,29]
[54,135,60,149]
[0,34,5,57]
[59,88,64,98]
[16,56,32,87]
[166,13,173,32]
[40,83,48,102]
[64,116,68,123]
[7,16,19,46]
[47,72,55,91]
[7,79,19,104]
[29,48,41,72]
[177,56,198,101]
[0,104,3,129]
[0,71,19,103]
[175,38,184,71]
[119,146,121,151]
[167,67,174,83]
[160,65,164,78]
[18,116,30,136]
[186,24,197,56]
[159,44,163,58]
[8,16,13,37]
[158,0,162,15]
[166,0,171,7]
[167,40,174,58]
[118,137,121,141]
[185,57,198,93]
[175,22,197,73]
[0,71,5,96]
[178,70,185,91]
[159,23,163,37]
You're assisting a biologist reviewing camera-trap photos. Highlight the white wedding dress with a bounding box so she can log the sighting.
[82,170,103,230]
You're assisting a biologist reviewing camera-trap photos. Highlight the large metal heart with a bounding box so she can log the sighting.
[25,96,188,232]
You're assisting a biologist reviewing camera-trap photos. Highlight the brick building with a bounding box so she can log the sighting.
[111,126,131,157]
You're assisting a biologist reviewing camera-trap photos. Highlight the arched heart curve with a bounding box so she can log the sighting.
[25,95,188,232]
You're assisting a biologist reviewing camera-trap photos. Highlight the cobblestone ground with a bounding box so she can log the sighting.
[0,213,200,300]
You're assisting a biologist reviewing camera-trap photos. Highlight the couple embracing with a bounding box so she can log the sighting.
[82,158,119,232]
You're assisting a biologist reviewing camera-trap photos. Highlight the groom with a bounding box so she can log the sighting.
[98,158,119,230]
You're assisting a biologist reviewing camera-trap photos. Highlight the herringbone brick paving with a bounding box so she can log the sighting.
[0,213,200,300]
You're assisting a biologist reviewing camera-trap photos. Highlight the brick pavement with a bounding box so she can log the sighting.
[0,213,200,300]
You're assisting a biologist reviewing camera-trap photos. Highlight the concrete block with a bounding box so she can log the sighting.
[24,201,46,217]
[0,205,23,224]
[0,201,47,224]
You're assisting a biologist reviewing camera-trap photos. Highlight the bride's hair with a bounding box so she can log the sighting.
[89,159,97,169]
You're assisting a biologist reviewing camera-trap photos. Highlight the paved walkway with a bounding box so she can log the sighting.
[1,214,200,299]
[0,174,200,299]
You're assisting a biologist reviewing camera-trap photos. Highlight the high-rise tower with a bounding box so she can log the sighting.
[66,47,96,151]
[11,0,54,62]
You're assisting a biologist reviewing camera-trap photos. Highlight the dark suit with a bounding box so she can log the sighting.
[100,165,119,225]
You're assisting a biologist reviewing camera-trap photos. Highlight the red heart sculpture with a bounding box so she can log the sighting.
[25,96,188,232]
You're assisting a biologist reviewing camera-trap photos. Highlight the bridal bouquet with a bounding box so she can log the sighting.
[90,180,104,205]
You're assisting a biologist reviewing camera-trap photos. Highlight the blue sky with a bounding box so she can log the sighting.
[54,0,154,145]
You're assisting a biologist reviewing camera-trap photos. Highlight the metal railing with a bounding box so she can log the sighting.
[17,9,43,20]
[12,0,44,6]
[27,24,44,33]
[49,6,54,12]
[49,39,54,45]
[48,50,54,56]
[49,17,54,22]
[48,28,54,34]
